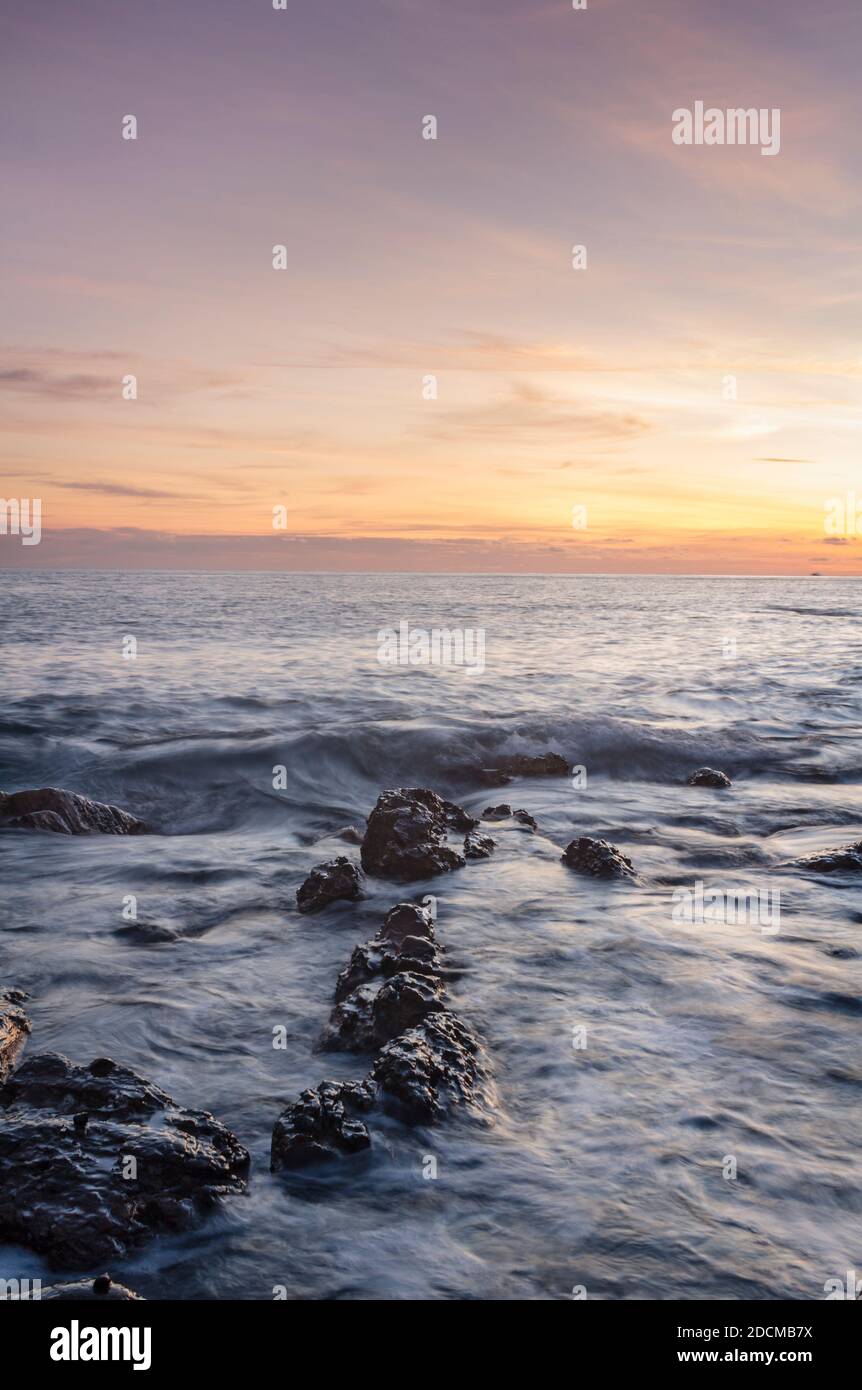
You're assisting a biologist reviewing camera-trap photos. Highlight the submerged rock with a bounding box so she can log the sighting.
[296,856,364,913]
[361,788,476,881]
[686,768,732,789]
[513,809,538,832]
[0,788,148,835]
[464,828,496,859]
[795,841,862,874]
[270,1079,376,1170]
[0,989,30,1083]
[0,1053,249,1267]
[482,804,512,821]
[373,1010,493,1122]
[561,836,635,879]
[40,1274,144,1301]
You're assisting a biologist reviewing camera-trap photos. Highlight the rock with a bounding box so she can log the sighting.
[795,841,862,874]
[513,809,538,832]
[482,804,512,821]
[40,1274,144,1301]
[0,788,148,835]
[686,768,732,788]
[360,788,476,881]
[334,825,364,845]
[464,829,496,858]
[296,856,364,914]
[334,927,443,1004]
[373,1010,494,1122]
[0,1053,249,1268]
[270,1079,376,1170]
[561,836,635,879]
[380,901,436,946]
[0,989,30,1083]
[114,922,179,945]
[323,971,447,1054]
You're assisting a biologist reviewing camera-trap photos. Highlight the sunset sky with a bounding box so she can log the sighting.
[2,0,861,572]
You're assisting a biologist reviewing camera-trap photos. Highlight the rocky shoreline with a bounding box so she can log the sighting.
[3,761,861,1294]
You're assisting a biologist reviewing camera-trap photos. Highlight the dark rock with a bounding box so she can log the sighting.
[0,788,148,835]
[474,768,513,788]
[40,1275,144,1301]
[373,1010,494,1122]
[513,809,538,832]
[464,829,496,858]
[795,841,862,874]
[0,989,30,1083]
[561,836,635,879]
[686,768,732,788]
[482,804,512,821]
[323,971,447,1054]
[361,788,476,881]
[270,1079,376,1170]
[0,1053,249,1268]
[114,922,179,945]
[296,856,364,914]
[320,983,379,1052]
[380,901,435,945]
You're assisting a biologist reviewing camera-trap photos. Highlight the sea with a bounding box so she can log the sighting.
[1,571,860,1299]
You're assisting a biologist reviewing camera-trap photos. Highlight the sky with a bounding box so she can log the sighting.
[1,0,861,573]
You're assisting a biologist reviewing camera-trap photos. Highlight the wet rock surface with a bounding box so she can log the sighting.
[0,1053,249,1268]
[296,855,364,913]
[464,828,496,858]
[686,767,732,788]
[373,1010,494,1122]
[0,989,30,1084]
[274,893,495,1167]
[794,841,862,873]
[470,752,568,785]
[513,808,538,832]
[561,836,635,878]
[361,788,477,881]
[0,788,148,835]
[270,1079,376,1170]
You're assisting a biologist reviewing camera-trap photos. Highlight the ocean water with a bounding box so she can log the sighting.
[1,570,860,1300]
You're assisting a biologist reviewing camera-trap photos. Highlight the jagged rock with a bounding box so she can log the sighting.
[561,836,635,879]
[380,901,435,945]
[464,829,496,858]
[686,768,732,788]
[296,856,364,914]
[270,1079,376,1170]
[334,930,442,1004]
[373,1010,493,1122]
[360,788,476,881]
[323,971,447,1054]
[482,804,512,821]
[0,788,148,836]
[40,1274,144,1301]
[513,809,538,832]
[795,841,862,874]
[0,989,30,1083]
[0,1053,249,1268]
